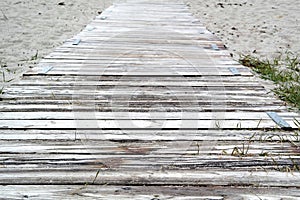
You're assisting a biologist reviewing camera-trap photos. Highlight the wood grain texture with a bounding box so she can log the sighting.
[1,185,300,200]
[0,0,299,198]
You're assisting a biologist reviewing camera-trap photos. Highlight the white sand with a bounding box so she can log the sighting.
[185,0,300,60]
[0,0,114,83]
[1,0,299,85]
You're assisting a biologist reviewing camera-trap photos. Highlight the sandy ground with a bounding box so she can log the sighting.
[0,0,299,85]
[185,0,300,60]
[0,0,114,84]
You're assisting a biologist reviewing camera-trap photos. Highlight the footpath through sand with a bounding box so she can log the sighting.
[0,1,300,198]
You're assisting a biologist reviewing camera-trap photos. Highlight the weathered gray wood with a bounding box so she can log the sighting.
[25,70,253,76]
[16,74,269,83]
[0,139,298,156]
[0,169,299,187]
[1,185,300,200]
[73,32,219,41]
[2,119,296,129]
[11,80,264,87]
[0,129,298,141]
[3,86,269,94]
[0,0,299,198]
[36,59,238,66]
[0,105,290,113]
[3,112,296,120]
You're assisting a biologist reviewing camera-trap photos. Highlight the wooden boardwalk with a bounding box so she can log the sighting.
[1,0,300,198]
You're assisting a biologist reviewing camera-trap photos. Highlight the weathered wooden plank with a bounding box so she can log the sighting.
[24,71,253,77]
[90,21,205,28]
[12,76,267,86]
[81,27,213,35]
[37,58,237,65]
[1,92,279,101]
[98,14,193,20]
[0,156,298,171]
[0,169,299,187]
[62,36,222,44]
[0,100,284,109]
[17,73,263,81]
[111,4,189,11]
[27,67,252,74]
[80,28,205,35]
[49,49,225,57]
[53,45,226,53]
[11,80,263,87]
[28,64,248,72]
[1,88,274,97]
[41,54,239,64]
[1,98,277,108]
[1,111,297,120]
[107,10,186,15]
[55,43,220,52]
[57,40,225,48]
[0,129,298,141]
[1,119,297,129]
[3,87,270,96]
[74,33,218,41]
[46,51,231,58]
[3,84,266,93]
[0,139,298,156]
[1,95,279,103]
[56,42,228,51]
[1,185,300,200]
[0,105,290,113]
[90,15,200,20]
[51,47,225,54]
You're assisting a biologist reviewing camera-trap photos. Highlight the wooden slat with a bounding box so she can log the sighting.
[0,105,290,113]
[0,129,299,141]
[11,80,264,87]
[3,112,296,120]
[11,76,271,86]
[2,119,295,129]
[1,185,300,200]
[0,169,299,187]
[0,139,298,157]
[25,70,253,76]
[36,59,237,66]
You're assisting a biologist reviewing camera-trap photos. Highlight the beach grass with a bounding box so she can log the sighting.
[0,60,7,83]
[0,60,14,84]
[240,52,300,110]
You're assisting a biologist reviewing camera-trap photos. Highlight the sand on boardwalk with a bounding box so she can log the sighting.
[0,0,299,85]
[0,0,114,84]
[185,0,300,60]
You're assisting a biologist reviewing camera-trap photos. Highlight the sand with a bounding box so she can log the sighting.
[1,0,299,85]
[185,0,300,60]
[0,0,114,83]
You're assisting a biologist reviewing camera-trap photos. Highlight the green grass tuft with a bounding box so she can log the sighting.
[240,52,300,110]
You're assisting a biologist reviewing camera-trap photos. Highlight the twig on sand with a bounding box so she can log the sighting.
[0,9,8,20]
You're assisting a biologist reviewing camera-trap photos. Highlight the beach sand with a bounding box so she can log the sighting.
[0,0,114,83]
[185,0,300,60]
[0,0,299,84]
